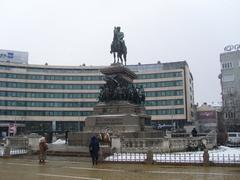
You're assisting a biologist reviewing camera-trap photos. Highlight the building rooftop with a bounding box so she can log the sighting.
[197,102,221,111]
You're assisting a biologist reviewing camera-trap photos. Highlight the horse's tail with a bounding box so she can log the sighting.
[110,42,114,53]
[124,45,127,55]
[123,50,127,65]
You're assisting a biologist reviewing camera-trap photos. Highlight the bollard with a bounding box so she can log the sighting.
[3,146,11,157]
[27,145,33,155]
[203,149,209,166]
[98,148,103,162]
[145,150,154,164]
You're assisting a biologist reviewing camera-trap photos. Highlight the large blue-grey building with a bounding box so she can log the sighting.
[0,51,194,134]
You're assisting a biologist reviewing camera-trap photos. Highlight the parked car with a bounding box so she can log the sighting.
[156,124,174,131]
[227,132,240,146]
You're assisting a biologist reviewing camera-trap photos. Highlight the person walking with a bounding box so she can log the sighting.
[191,128,198,137]
[89,136,100,167]
[39,136,48,164]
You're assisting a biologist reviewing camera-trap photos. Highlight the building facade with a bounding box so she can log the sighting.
[0,49,28,64]
[0,60,194,135]
[196,103,219,133]
[220,50,240,131]
[129,61,194,128]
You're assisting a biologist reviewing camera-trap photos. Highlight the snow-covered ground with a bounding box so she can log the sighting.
[105,146,240,164]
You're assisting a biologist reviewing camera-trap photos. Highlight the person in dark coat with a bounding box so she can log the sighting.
[191,128,198,137]
[89,136,100,166]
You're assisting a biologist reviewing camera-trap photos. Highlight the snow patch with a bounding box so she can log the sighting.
[52,139,66,145]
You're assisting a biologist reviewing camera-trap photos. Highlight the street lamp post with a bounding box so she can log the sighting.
[171,107,175,132]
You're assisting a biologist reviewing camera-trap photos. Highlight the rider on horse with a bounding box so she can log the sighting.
[110,27,127,65]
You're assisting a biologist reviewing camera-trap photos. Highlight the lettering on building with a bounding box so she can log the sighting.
[224,44,240,52]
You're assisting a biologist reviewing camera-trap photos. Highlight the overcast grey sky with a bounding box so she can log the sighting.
[1,0,240,105]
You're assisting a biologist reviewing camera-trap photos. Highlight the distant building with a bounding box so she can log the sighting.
[219,49,240,132]
[0,58,194,134]
[0,49,28,64]
[129,61,194,128]
[196,103,219,133]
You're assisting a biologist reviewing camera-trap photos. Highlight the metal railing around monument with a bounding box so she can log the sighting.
[0,136,29,157]
[104,152,240,165]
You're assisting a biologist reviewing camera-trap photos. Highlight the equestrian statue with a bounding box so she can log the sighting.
[110,27,127,65]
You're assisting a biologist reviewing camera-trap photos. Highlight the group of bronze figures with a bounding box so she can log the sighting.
[110,27,127,65]
[98,76,145,104]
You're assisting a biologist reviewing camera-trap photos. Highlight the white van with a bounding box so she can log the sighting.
[227,132,240,144]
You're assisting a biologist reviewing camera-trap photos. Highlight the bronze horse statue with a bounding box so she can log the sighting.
[110,27,127,65]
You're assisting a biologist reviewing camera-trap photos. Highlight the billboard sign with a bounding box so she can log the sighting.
[0,49,28,64]
[8,123,17,136]
[197,111,216,120]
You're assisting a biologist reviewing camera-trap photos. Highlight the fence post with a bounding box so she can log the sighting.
[145,150,154,164]
[3,146,10,157]
[98,147,104,162]
[203,149,210,166]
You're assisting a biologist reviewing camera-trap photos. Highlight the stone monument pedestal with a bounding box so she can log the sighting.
[84,101,149,133]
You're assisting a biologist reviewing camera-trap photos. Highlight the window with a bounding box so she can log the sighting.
[0,91,5,96]
[0,73,6,78]
[225,111,235,119]
[222,62,233,69]
[137,72,182,79]
[228,133,237,137]
[175,108,184,114]
[222,74,234,82]
[223,87,234,95]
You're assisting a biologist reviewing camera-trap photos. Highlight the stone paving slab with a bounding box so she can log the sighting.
[0,157,240,180]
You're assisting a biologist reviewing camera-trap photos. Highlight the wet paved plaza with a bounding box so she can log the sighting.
[0,156,240,180]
